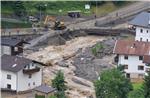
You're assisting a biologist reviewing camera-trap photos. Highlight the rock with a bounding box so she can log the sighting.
[57,61,69,67]
[72,78,91,87]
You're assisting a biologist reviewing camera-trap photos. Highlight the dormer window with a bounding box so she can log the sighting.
[140,29,143,33]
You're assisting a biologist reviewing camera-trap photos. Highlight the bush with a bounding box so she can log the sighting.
[35,94,45,98]
[49,95,57,98]
[91,43,104,56]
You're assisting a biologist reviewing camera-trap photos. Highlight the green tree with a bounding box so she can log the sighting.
[49,95,57,98]
[52,70,66,91]
[89,1,105,6]
[52,70,67,98]
[35,2,47,12]
[12,1,26,17]
[128,89,144,98]
[94,68,133,98]
[112,1,127,6]
[143,72,150,98]
[56,91,66,98]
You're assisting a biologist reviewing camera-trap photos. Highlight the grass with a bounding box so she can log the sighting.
[1,21,32,29]
[132,82,143,90]
[128,82,144,98]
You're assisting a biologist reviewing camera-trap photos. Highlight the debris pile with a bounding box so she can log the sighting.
[73,38,116,81]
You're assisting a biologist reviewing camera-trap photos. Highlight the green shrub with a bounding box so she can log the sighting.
[35,94,45,98]
[91,43,104,56]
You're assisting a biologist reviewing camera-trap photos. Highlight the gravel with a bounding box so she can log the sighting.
[72,38,116,81]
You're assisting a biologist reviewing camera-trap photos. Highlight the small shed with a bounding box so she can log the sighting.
[68,10,81,18]
[34,84,57,98]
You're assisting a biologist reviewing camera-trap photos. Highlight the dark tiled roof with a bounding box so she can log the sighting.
[129,11,150,28]
[1,37,25,46]
[34,84,56,94]
[143,55,150,64]
[1,54,32,72]
[113,40,150,56]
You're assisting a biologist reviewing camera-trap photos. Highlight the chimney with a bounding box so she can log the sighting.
[131,43,136,48]
[133,43,136,48]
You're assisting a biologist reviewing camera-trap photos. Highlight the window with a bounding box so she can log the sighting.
[33,82,35,85]
[139,56,143,60]
[140,29,143,33]
[147,39,148,42]
[138,65,144,70]
[124,65,128,69]
[147,30,148,33]
[14,47,18,52]
[7,74,11,80]
[126,73,130,78]
[28,83,30,86]
[140,38,142,41]
[124,55,128,60]
[29,74,32,78]
[7,84,11,89]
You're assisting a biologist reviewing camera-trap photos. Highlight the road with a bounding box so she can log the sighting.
[68,1,150,29]
[24,1,150,49]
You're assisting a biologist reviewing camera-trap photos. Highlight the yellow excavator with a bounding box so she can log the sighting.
[44,15,66,30]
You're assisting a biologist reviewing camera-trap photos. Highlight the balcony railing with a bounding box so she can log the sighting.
[23,67,40,74]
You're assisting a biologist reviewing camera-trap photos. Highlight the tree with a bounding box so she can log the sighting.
[128,89,144,98]
[35,2,47,12]
[52,70,67,98]
[112,1,127,6]
[89,1,105,6]
[143,72,150,98]
[94,68,133,98]
[52,70,66,91]
[12,1,26,17]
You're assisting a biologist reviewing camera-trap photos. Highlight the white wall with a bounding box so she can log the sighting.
[0,70,17,90]
[17,63,42,92]
[118,55,150,74]
[1,46,11,55]
[135,26,150,42]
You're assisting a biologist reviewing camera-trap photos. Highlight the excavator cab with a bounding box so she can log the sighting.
[44,16,66,30]
[53,21,66,30]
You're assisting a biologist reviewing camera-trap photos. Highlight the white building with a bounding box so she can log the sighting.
[129,11,150,42]
[1,54,45,92]
[113,40,150,81]
[113,11,150,82]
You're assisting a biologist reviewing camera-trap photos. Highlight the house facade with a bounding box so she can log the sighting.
[113,11,150,81]
[129,11,150,42]
[1,37,27,56]
[113,40,150,81]
[1,54,45,92]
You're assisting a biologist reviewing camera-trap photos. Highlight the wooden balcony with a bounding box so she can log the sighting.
[23,67,40,74]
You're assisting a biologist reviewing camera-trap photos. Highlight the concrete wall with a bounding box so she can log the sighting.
[1,70,17,90]
[135,26,150,42]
